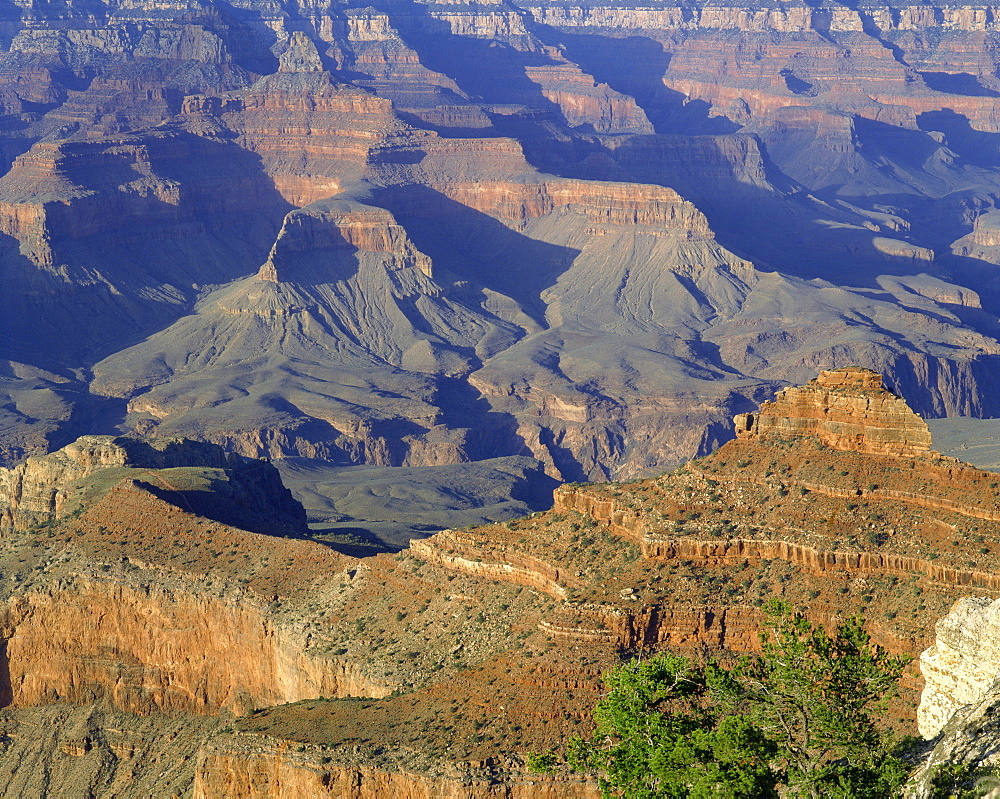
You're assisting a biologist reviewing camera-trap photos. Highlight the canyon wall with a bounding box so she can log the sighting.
[194,739,599,799]
[0,578,387,716]
[555,481,1000,592]
[415,523,929,654]
[0,435,305,535]
[0,435,225,529]
[410,532,569,599]
[6,0,1000,480]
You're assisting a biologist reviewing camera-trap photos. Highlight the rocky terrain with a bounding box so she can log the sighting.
[904,591,1000,796]
[0,369,990,794]
[5,0,1000,484]
[8,0,1000,787]
[0,434,306,535]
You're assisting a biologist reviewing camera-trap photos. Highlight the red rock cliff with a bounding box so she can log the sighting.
[733,367,933,457]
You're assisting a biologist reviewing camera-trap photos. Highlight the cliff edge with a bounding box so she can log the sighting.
[0,435,306,536]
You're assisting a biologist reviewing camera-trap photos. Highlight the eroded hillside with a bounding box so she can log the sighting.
[189,368,1000,793]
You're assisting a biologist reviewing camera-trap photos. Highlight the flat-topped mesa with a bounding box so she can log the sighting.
[733,367,933,458]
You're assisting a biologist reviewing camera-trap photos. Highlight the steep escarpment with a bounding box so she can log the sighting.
[0,433,607,793]
[0,457,455,792]
[89,191,526,466]
[182,367,1000,795]
[0,434,305,535]
[88,143,1000,481]
[0,129,289,365]
[524,1,1000,134]
[182,78,408,208]
[0,473,400,718]
[3,1,1000,478]
[8,1,1000,773]
[88,168,756,474]
[5,0,1000,481]
[18,0,1000,788]
[0,576,386,715]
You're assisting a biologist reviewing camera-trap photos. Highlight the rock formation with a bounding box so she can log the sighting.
[3,0,1000,482]
[0,431,615,794]
[10,0,1000,780]
[909,596,1000,796]
[0,372,995,793]
[734,367,934,457]
[0,435,306,535]
[917,595,1000,740]
[182,368,1000,793]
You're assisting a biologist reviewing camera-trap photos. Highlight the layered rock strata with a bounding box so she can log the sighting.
[0,474,611,794]
[0,476,392,717]
[194,737,599,799]
[0,577,385,716]
[411,370,1000,666]
[2,372,994,793]
[734,367,933,457]
[0,435,224,528]
[6,0,1000,484]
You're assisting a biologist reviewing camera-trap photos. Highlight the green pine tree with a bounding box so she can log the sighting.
[532,599,911,798]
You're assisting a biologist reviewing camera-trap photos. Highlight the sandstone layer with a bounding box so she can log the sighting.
[734,367,934,457]
[0,577,386,716]
[194,737,599,799]
[0,432,608,793]
[171,370,1000,794]
[8,0,1000,786]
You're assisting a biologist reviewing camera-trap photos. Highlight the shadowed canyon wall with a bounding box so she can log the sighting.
[4,0,1000,478]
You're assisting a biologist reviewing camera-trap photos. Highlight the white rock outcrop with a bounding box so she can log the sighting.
[918,596,1000,739]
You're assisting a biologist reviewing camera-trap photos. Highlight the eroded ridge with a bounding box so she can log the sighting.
[413,369,1000,666]
[1,371,995,795]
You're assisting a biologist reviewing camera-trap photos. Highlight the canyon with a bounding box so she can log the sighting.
[5,0,1000,483]
[0,369,993,794]
[6,0,1000,791]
